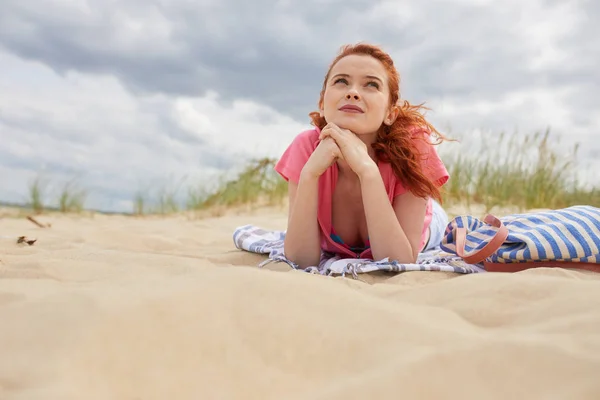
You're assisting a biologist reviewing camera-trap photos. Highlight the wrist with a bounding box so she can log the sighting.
[299,168,322,183]
[356,160,379,181]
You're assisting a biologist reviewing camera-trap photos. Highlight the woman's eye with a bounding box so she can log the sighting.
[333,78,348,85]
[367,81,379,89]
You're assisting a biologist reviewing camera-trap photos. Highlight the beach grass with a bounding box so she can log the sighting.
[27,176,47,214]
[57,178,87,213]
[183,158,288,216]
[439,129,599,212]
[19,176,88,216]
[14,130,599,216]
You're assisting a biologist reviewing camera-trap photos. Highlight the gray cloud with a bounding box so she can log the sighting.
[0,1,532,117]
[2,0,597,119]
[0,0,331,119]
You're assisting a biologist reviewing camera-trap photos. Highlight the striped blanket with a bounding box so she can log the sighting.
[233,224,484,277]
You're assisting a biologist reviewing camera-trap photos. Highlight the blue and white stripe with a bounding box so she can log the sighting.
[441,205,600,265]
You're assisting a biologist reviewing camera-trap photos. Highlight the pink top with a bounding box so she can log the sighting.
[274,126,449,259]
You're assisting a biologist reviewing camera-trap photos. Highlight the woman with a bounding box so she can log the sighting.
[275,43,450,269]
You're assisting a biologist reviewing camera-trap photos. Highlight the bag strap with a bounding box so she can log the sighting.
[455,214,509,264]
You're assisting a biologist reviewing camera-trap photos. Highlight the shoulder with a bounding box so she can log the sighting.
[289,127,321,149]
[414,125,449,186]
[274,127,321,183]
[408,125,435,145]
[280,127,320,160]
[407,125,444,162]
[391,124,450,195]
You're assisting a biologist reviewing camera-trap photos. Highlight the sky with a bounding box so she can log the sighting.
[1,0,598,212]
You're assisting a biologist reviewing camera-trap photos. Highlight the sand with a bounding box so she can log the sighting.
[1,207,600,399]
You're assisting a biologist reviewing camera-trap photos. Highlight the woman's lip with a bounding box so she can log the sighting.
[339,105,364,113]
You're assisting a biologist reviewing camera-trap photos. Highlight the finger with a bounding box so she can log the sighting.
[319,130,341,144]
[331,144,344,160]
[319,124,335,140]
[331,125,353,142]
[321,125,343,142]
[327,122,343,131]
[325,139,344,160]
[332,124,356,137]
[319,129,331,140]
[321,136,340,150]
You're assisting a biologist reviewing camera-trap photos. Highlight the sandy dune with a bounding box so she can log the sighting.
[1,208,600,399]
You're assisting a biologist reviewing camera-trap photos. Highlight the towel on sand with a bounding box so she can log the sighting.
[233,224,484,277]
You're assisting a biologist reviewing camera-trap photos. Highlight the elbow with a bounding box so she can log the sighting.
[283,243,321,270]
[391,255,418,264]
[401,249,420,264]
[285,254,320,270]
[376,249,418,265]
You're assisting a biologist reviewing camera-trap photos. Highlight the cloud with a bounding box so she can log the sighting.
[2,0,596,134]
[0,51,307,212]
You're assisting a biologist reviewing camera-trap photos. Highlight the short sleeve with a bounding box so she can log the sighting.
[394,126,450,195]
[274,129,319,184]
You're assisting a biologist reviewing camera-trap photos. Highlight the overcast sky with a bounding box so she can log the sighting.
[1,0,598,212]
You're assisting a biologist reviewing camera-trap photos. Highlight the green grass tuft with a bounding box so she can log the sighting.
[440,129,598,212]
[58,178,87,213]
[27,176,47,214]
[187,158,288,211]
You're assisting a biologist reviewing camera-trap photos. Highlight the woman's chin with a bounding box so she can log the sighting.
[324,115,381,136]
[328,119,363,133]
[340,125,375,136]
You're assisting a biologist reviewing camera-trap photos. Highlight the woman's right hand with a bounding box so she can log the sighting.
[301,137,343,179]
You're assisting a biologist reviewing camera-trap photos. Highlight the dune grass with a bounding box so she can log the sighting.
[133,176,186,216]
[24,176,88,214]
[126,159,287,217]
[16,130,599,217]
[186,158,288,211]
[57,178,87,213]
[27,176,47,214]
[439,129,599,212]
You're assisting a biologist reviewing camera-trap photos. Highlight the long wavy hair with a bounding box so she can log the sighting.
[309,43,449,202]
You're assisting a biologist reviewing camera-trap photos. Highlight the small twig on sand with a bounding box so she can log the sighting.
[17,236,37,246]
[26,215,51,228]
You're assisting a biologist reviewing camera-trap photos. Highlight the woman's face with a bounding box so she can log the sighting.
[320,54,394,136]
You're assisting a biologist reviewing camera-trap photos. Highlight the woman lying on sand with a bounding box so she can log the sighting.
[275,43,451,269]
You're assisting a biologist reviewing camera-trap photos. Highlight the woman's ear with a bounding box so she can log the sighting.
[384,104,400,126]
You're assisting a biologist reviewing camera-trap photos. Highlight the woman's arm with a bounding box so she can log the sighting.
[359,165,428,263]
[282,137,342,269]
[283,172,322,269]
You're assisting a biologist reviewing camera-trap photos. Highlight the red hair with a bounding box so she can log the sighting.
[308,43,449,202]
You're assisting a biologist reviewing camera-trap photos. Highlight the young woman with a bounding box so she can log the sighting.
[275,43,450,269]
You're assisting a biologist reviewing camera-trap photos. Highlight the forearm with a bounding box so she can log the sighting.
[359,168,417,263]
[283,172,322,268]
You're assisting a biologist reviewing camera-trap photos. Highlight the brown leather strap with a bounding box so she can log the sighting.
[456,214,509,264]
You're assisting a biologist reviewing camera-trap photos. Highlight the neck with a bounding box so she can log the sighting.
[362,132,379,148]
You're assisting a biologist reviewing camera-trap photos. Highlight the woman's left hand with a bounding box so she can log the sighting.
[319,123,377,178]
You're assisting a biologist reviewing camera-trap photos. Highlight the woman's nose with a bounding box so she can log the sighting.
[346,92,360,100]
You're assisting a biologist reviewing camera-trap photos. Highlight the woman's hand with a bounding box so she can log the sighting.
[300,136,343,179]
[319,123,377,178]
